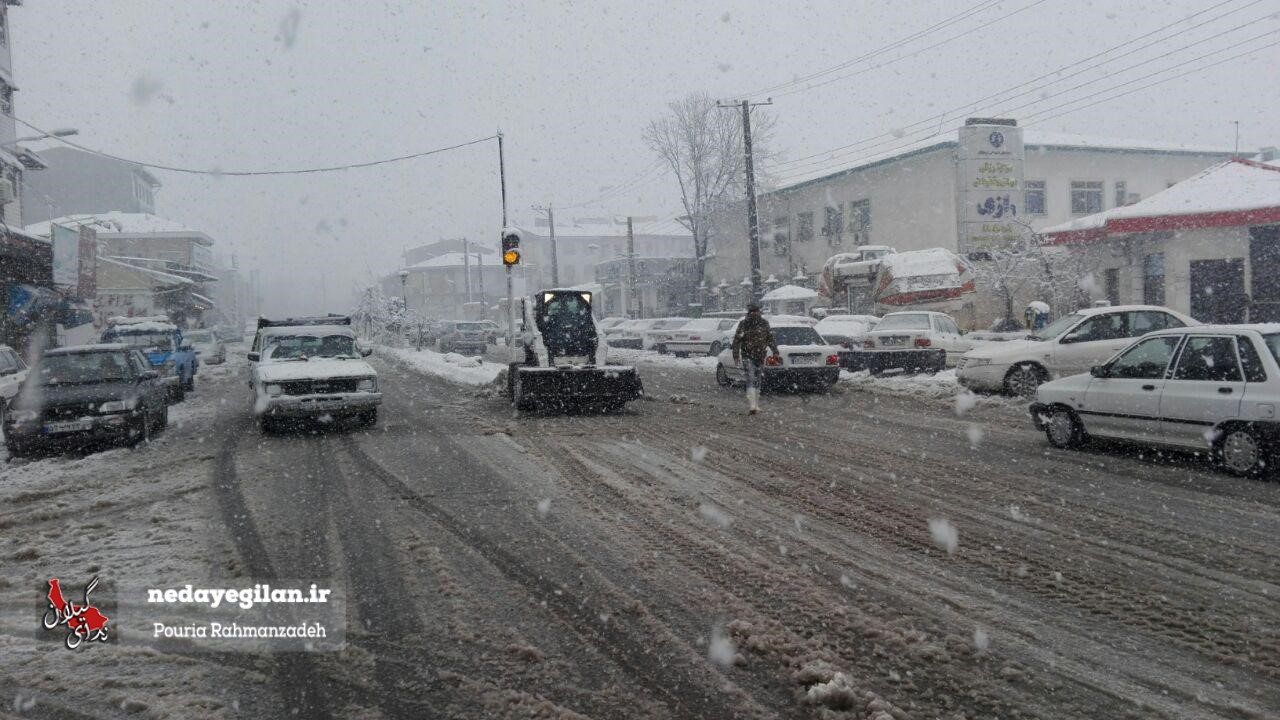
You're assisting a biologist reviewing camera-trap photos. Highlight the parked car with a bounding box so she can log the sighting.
[602,318,636,342]
[816,314,880,371]
[666,318,740,357]
[609,319,662,349]
[248,320,380,431]
[642,317,693,353]
[476,320,501,344]
[715,320,841,392]
[0,344,30,422]
[855,311,971,374]
[186,328,226,364]
[958,305,1198,397]
[4,344,169,457]
[1030,325,1280,477]
[437,320,491,355]
[101,316,197,402]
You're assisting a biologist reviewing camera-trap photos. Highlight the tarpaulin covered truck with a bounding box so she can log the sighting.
[818,247,975,315]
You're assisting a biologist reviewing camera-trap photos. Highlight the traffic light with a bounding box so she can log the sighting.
[501,230,521,266]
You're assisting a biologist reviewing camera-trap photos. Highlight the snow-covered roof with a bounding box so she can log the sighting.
[46,343,133,355]
[880,249,963,278]
[404,251,494,270]
[1043,158,1280,242]
[26,212,211,243]
[105,320,177,333]
[762,284,818,301]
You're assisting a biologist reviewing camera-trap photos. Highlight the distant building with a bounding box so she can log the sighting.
[21,146,160,225]
[380,250,505,320]
[593,256,699,318]
[510,225,693,289]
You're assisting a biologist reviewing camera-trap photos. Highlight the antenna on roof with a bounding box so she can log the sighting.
[1232,120,1240,158]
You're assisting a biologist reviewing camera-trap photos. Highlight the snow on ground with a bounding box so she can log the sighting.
[840,368,963,398]
[376,345,502,386]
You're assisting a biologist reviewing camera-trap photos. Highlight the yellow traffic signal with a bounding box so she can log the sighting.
[501,231,521,266]
[503,248,521,266]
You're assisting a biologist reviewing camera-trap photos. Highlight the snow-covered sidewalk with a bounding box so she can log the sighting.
[376,345,502,386]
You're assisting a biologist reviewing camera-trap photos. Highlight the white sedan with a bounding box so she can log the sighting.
[1030,324,1280,477]
[958,305,1197,397]
[666,317,739,357]
[855,311,971,374]
[715,322,841,392]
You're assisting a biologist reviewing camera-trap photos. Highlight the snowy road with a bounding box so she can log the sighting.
[2,351,1277,719]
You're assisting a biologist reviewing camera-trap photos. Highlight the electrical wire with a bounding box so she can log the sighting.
[13,117,497,176]
[769,0,1258,170]
[734,0,1003,98]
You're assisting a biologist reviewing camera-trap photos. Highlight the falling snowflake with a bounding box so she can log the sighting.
[698,503,732,528]
[966,424,985,448]
[954,391,978,416]
[973,626,990,651]
[691,445,709,462]
[708,625,737,668]
[536,498,551,517]
[928,518,958,555]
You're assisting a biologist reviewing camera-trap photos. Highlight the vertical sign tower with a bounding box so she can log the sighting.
[956,118,1025,255]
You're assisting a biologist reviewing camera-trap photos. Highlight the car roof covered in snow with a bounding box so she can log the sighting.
[104,320,178,333]
[1145,323,1280,336]
[1067,304,1184,317]
[45,343,133,355]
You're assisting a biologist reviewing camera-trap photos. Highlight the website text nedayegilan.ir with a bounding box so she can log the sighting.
[146,583,332,610]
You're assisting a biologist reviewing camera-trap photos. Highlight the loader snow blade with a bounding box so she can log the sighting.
[514,365,643,411]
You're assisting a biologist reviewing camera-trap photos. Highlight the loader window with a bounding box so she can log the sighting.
[538,292,597,360]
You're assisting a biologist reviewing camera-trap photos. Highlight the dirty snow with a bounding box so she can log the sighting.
[377,345,501,386]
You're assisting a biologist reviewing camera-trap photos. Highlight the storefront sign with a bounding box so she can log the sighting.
[956,123,1025,252]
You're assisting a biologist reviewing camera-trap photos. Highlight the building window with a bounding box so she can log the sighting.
[772,216,790,256]
[796,211,814,242]
[822,205,843,245]
[1104,267,1120,305]
[847,199,871,244]
[1143,253,1165,306]
[1024,180,1046,215]
[1071,181,1103,215]
[1114,181,1127,208]
[0,8,8,47]
[4,164,20,207]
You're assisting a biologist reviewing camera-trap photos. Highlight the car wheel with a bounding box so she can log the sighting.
[1043,406,1084,449]
[1004,363,1045,398]
[708,341,723,356]
[157,403,169,430]
[1217,426,1268,477]
[674,352,688,358]
[171,383,185,404]
[715,364,732,387]
[132,411,151,446]
[184,373,195,392]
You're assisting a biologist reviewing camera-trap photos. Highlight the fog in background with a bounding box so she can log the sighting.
[11,0,1279,315]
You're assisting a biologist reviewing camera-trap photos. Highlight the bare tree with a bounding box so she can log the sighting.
[643,92,775,286]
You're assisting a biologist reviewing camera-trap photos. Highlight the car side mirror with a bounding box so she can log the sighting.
[1061,333,1080,344]
[360,346,373,357]
[1089,365,1108,378]
[247,351,260,362]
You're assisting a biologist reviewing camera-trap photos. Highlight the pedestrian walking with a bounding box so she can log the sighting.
[731,302,780,415]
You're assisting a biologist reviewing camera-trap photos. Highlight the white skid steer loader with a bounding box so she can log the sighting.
[506,289,643,413]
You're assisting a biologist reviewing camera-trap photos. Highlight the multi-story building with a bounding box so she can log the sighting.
[508,224,693,290]
[20,146,160,225]
[380,249,507,321]
[706,120,1235,306]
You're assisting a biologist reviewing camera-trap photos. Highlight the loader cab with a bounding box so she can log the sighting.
[533,290,598,362]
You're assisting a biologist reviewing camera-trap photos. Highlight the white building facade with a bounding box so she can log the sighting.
[706,121,1235,295]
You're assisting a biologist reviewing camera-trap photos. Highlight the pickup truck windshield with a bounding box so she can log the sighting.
[265,334,358,359]
[106,332,175,351]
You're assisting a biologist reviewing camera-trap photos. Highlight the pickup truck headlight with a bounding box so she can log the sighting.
[99,398,139,413]
[264,383,283,397]
[357,377,377,392]
[8,409,38,423]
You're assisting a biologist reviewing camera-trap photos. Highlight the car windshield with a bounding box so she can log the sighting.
[106,332,175,351]
[263,334,358,360]
[455,322,485,332]
[186,331,214,343]
[37,352,133,385]
[875,314,931,331]
[773,327,824,345]
[1030,312,1084,341]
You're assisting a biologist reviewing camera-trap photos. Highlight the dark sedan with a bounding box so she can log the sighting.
[4,344,170,457]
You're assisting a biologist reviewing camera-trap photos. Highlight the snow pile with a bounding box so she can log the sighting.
[608,347,719,369]
[842,368,963,398]
[377,345,501,386]
[761,284,818,301]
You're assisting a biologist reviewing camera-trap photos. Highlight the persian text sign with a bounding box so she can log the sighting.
[957,124,1025,252]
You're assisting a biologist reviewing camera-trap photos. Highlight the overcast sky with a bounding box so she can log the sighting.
[12,0,1279,314]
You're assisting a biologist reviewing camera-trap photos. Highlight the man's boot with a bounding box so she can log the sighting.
[747,387,759,415]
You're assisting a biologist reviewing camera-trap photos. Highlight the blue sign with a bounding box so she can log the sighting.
[988,131,1004,148]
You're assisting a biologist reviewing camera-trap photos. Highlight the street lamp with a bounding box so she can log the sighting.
[0,128,78,149]
[397,269,409,311]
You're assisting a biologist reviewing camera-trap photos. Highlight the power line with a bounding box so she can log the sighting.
[734,0,1002,98]
[772,36,1271,186]
[771,0,1050,99]
[558,159,665,210]
[770,17,1276,181]
[13,117,497,176]
[769,0,1263,171]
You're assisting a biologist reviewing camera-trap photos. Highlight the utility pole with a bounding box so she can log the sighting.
[531,204,560,287]
[626,216,639,318]
[1233,120,1240,157]
[498,131,513,347]
[718,97,773,303]
[462,237,472,304]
